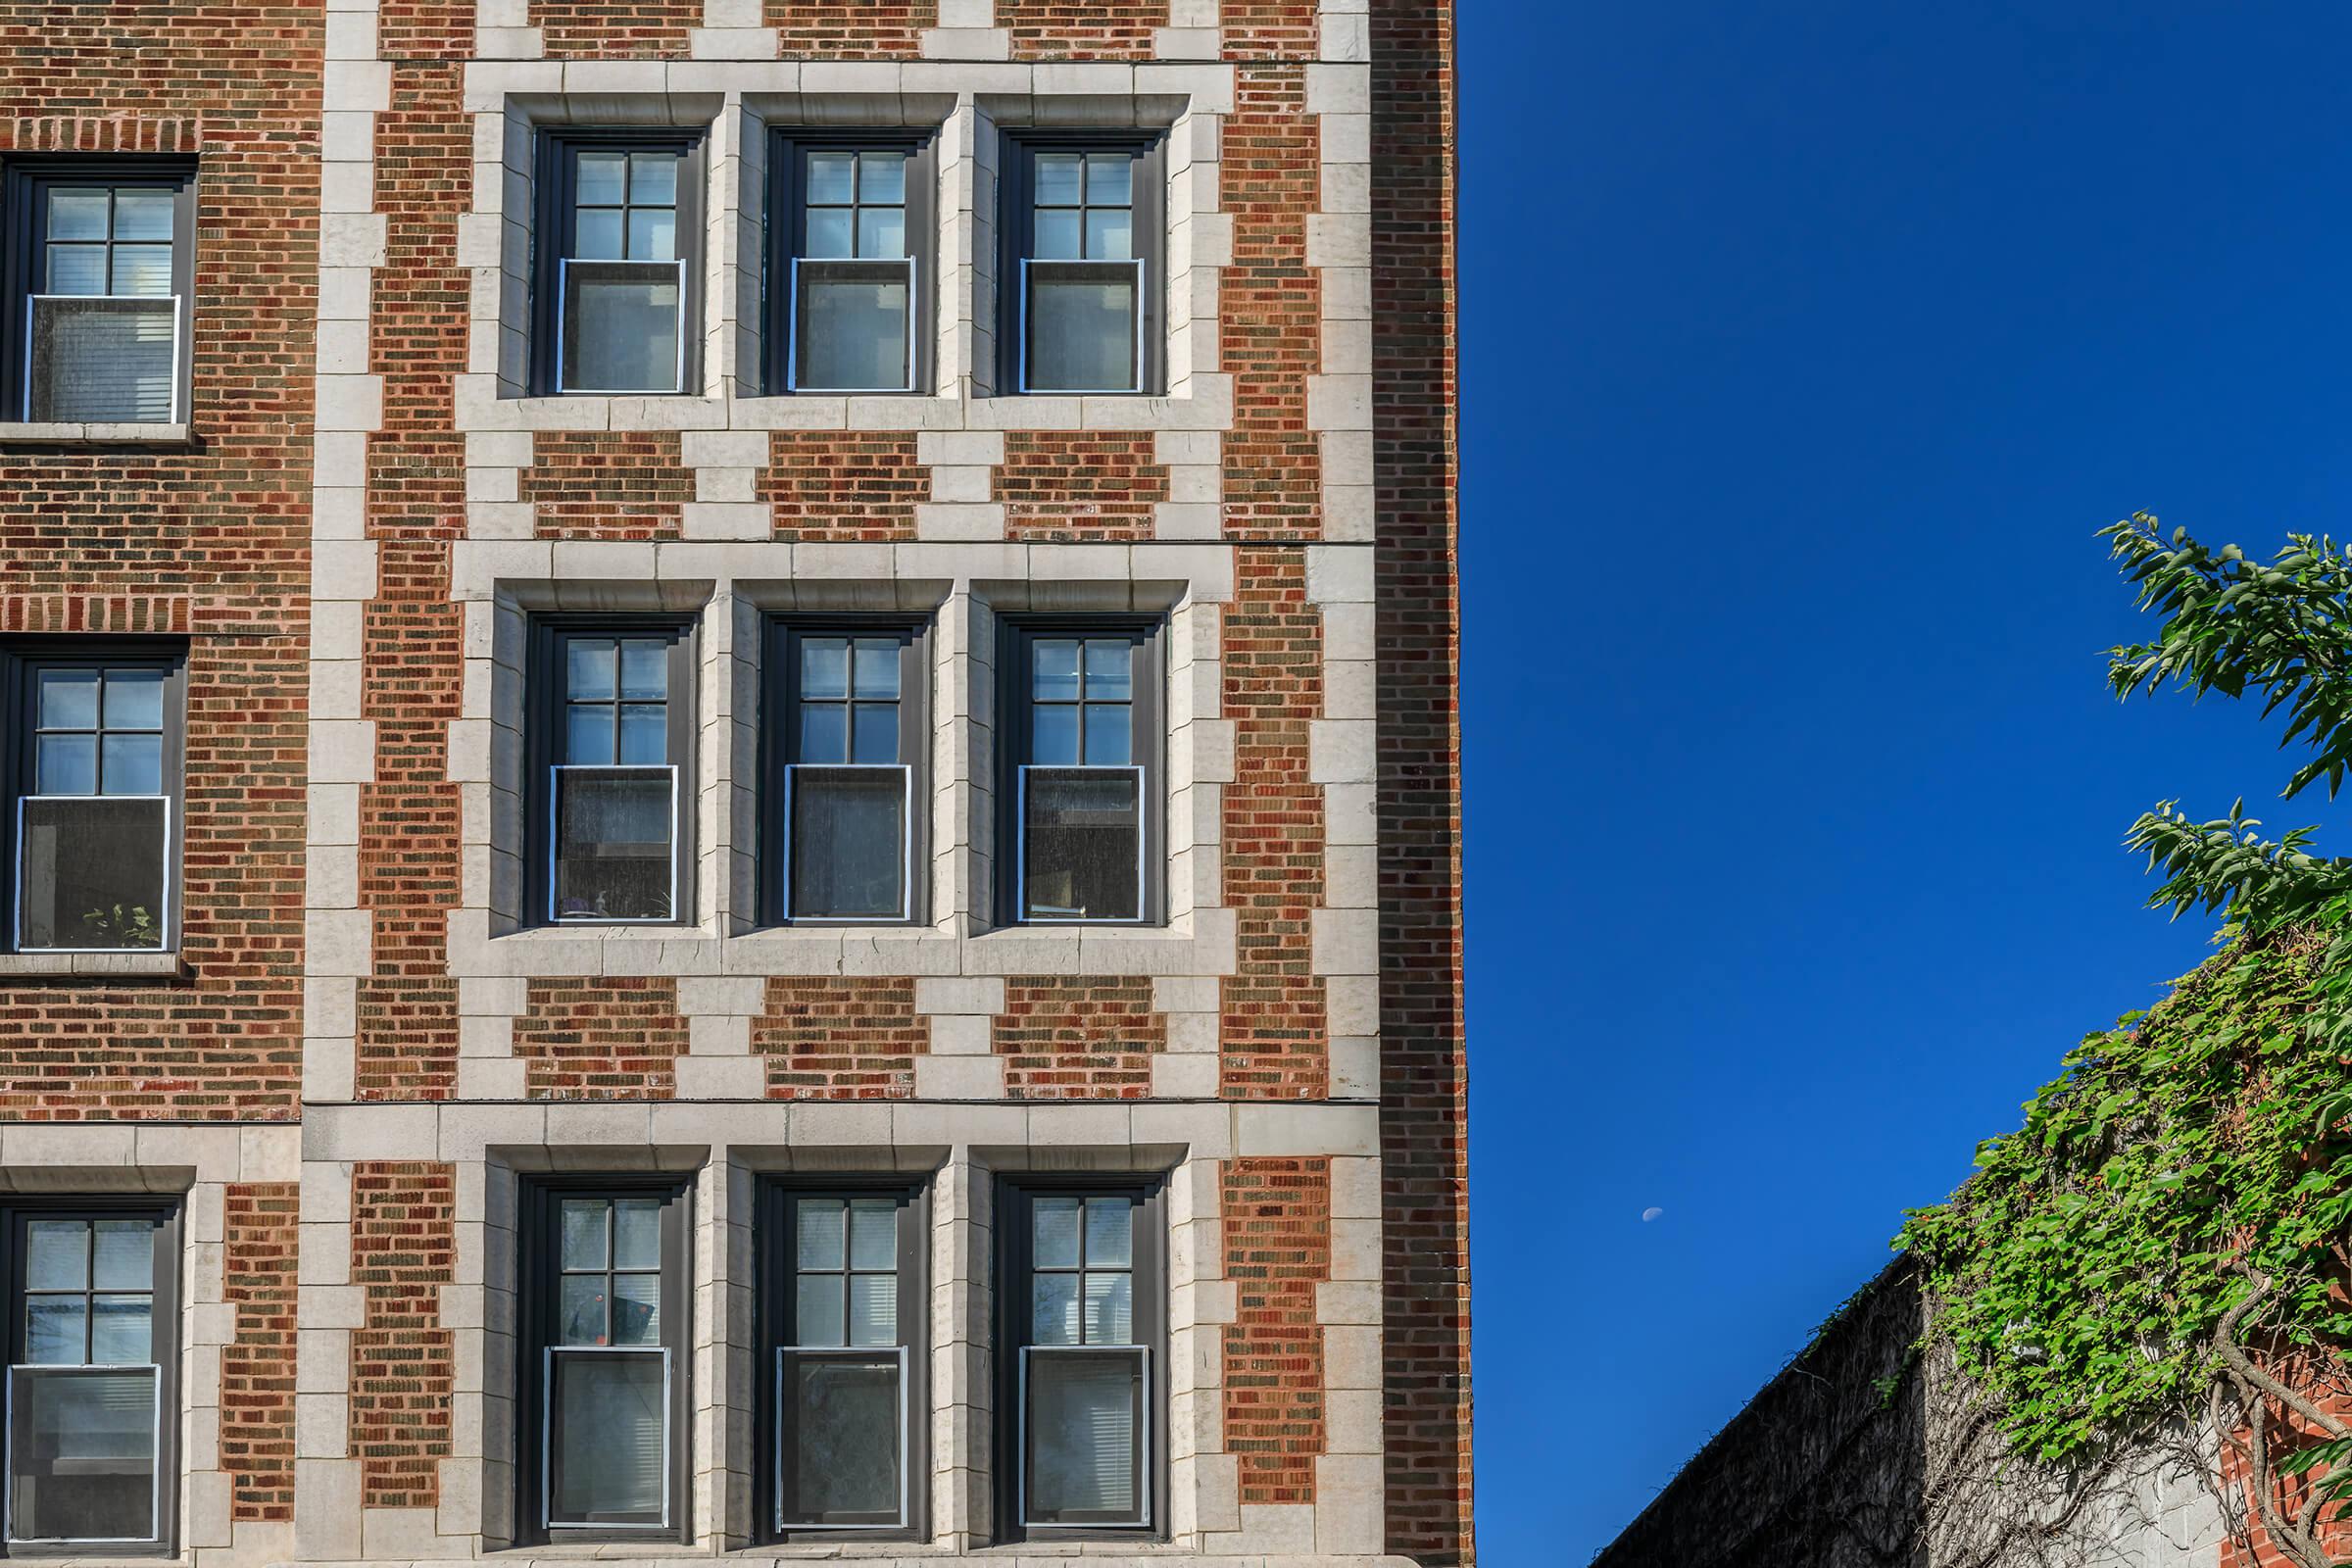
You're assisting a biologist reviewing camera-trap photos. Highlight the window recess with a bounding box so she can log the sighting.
[533,134,703,396]
[998,622,1161,926]
[997,134,1163,396]
[2,164,195,425]
[768,132,936,395]
[766,620,928,926]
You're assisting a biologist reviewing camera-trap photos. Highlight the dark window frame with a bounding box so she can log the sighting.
[763,128,937,397]
[0,1197,182,1558]
[514,1174,694,1546]
[0,642,188,956]
[994,616,1164,928]
[992,1174,1166,1544]
[756,1175,930,1544]
[529,129,707,397]
[761,616,931,928]
[994,128,1165,397]
[525,616,698,930]
[0,158,198,426]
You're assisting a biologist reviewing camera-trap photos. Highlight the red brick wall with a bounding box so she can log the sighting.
[1222,0,1317,60]
[762,430,923,541]
[1001,432,1166,541]
[354,977,460,1100]
[997,976,1163,1099]
[769,0,934,56]
[534,0,694,57]
[1221,67,1323,539]
[1372,0,1472,1557]
[754,976,929,1099]
[1000,0,1163,59]
[349,1162,455,1510]
[2219,1380,2352,1568]
[513,977,690,1099]
[1224,1156,1332,1504]
[221,1181,298,1522]
[527,431,691,539]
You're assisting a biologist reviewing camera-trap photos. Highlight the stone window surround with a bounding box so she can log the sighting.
[462,73,1237,412]
[0,1122,301,1568]
[292,1098,1390,1563]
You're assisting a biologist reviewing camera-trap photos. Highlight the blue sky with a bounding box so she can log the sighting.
[1457,5,2352,1559]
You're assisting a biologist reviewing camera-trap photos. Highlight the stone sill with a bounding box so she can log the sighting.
[0,952,184,980]
[0,421,192,445]
[456,377,1234,438]
[319,1556,1413,1566]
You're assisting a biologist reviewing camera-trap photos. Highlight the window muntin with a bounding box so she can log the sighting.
[1003,137,1160,396]
[535,624,692,927]
[536,136,700,395]
[763,1188,925,1538]
[768,131,933,396]
[9,654,179,954]
[523,1184,688,1542]
[5,167,193,424]
[772,625,923,924]
[1004,626,1157,925]
[4,1205,175,1551]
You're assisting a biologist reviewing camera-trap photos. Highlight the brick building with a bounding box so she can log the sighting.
[0,0,1465,1558]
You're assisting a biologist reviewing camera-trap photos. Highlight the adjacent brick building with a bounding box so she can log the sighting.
[0,0,1465,1560]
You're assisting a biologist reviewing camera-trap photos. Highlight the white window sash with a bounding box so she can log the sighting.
[2,1361,164,1545]
[1015,1343,1151,1530]
[1016,257,1147,395]
[546,762,681,925]
[781,761,913,924]
[786,255,918,394]
[554,257,686,395]
[1015,762,1148,925]
[540,1344,672,1531]
[772,1344,908,1532]
[13,793,173,954]
[23,293,184,424]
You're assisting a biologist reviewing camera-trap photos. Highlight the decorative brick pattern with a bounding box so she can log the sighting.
[768,0,932,57]
[1222,0,1318,61]
[221,1181,298,1522]
[513,977,690,1099]
[534,0,693,58]
[761,430,923,541]
[354,977,460,1100]
[1222,67,1323,539]
[753,976,929,1099]
[526,432,691,539]
[1000,431,1166,540]
[1000,0,1163,60]
[1224,1156,1332,1504]
[996,976,1163,1099]
[350,1162,456,1510]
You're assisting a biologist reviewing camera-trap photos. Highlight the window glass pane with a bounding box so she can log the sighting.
[1032,640,1080,702]
[1082,706,1130,766]
[618,639,667,700]
[1084,209,1132,262]
[1083,1198,1132,1268]
[847,1274,896,1348]
[572,208,623,261]
[795,262,908,390]
[34,735,97,796]
[1082,639,1132,701]
[783,1356,899,1524]
[613,1199,661,1270]
[1022,768,1142,922]
[564,705,614,765]
[560,1199,609,1268]
[552,766,674,921]
[858,208,905,259]
[17,797,168,951]
[562,263,680,393]
[9,1366,158,1542]
[797,705,847,764]
[790,767,906,920]
[1032,1196,1081,1269]
[566,640,617,703]
[616,704,666,765]
[1027,1351,1138,1520]
[47,189,110,242]
[1033,209,1080,261]
[1030,1274,1079,1347]
[101,734,163,797]
[102,670,164,731]
[548,1351,665,1523]
[24,1298,84,1366]
[850,704,897,765]
[24,1223,87,1291]
[1081,1273,1131,1346]
[797,1199,845,1271]
[1026,265,1138,393]
[858,153,906,204]
[804,207,854,260]
[1029,705,1079,767]
[1033,153,1082,207]
[574,151,627,206]
[610,1274,662,1346]
[848,1199,896,1270]
[627,150,678,206]
[627,208,676,264]
[806,152,856,206]
[797,1275,846,1348]
[88,1298,151,1365]
[800,639,849,700]
[45,246,105,295]
[111,188,174,242]
[110,247,172,298]
[1085,153,1133,206]
[558,1275,608,1346]
[851,639,900,699]
[90,1222,150,1293]
[26,297,176,421]
[37,669,100,729]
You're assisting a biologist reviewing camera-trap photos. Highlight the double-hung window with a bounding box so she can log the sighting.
[1000,622,1160,924]
[999,134,1162,394]
[997,1181,1162,1539]
[760,1184,925,1540]
[766,622,926,924]
[519,1183,689,1542]
[3,164,194,424]
[4,1203,178,1551]
[531,623,693,925]
[533,134,702,395]
[6,651,182,954]
[768,133,934,394]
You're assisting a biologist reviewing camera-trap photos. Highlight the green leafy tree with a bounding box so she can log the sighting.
[1898,514,2352,1568]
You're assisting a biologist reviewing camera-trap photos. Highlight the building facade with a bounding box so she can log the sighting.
[0,0,1464,1559]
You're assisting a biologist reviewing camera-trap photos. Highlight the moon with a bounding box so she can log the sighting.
[1641,1206,1664,1223]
